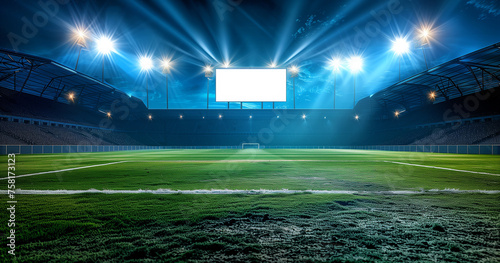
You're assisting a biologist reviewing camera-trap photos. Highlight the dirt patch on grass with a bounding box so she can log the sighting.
[13,196,499,262]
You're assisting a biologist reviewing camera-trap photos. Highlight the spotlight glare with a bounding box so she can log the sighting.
[302,114,306,119]
[204,65,213,73]
[74,28,87,46]
[218,114,222,119]
[355,115,359,120]
[249,115,252,119]
[107,112,111,118]
[148,114,152,120]
[222,61,230,68]
[162,59,172,70]
[96,36,115,55]
[348,56,363,73]
[290,66,299,73]
[139,56,153,71]
[429,91,437,100]
[394,111,400,117]
[269,62,277,68]
[179,115,183,119]
[330,58,342,71]
[391,37,410,56]
[419,27,432,39]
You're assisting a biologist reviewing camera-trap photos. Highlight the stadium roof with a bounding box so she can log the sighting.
[357,42,500,114]
[0,48,145,112]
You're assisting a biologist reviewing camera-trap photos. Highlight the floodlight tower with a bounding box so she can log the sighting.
[269,62,277,109]
[330,58,342,109]
[222,61,230,109]
[74,29,87,70]
[290,66,299,109]
[96,36,115,83]
[162,59,172,109]
[391,37,410,81]
[139,56,153,108]
[204,66,213,109]
[348,56,363,108]
[418,27,432,70]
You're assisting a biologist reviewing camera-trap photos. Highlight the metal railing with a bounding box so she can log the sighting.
[1,145,499,155]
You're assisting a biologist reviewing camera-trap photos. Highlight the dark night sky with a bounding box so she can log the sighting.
[1,0,499,109]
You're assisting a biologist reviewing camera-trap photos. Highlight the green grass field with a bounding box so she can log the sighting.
[1,149,499,262]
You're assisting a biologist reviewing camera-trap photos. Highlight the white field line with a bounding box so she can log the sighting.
[0,161,127,180]
[385,161,500,177]
[127,160,384,163]
[1,189,499,195]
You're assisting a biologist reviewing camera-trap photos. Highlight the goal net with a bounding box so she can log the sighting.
[241,143,260,149]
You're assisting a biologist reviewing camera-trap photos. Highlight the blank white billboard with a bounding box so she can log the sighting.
[216,69,286,102]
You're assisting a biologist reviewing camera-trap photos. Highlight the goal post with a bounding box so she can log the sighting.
[241,143,260,149]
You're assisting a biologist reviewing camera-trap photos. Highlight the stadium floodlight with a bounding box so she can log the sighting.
[73,28,87,71]
[290,66,299,109]
[139,56,153,109]
[302,114,306,119]
[391,37,410,56]
[204,65,213,109]
[394,111,400,118]
[68,92,75,102]
[355,115,359,120]
[392,37,410,81]
[418,26,432,70]
[139,56,153,71]
[222,61,231,108]
[107,112,111,118]
[429,91,437,101]
[218,114,222,119]
[96,36,116,83]
[161,58,173,109]
[179,115,183,119]
[96,36,115,55]
[148,114,152,120]
[348,56,363,108]
[249,115,252,119]
[330,58,343,109]
[268,62,279,108]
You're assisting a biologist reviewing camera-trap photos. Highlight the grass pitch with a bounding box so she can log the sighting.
[0,149,499,262]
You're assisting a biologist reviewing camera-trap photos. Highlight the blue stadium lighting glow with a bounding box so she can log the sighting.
[302,114,306,119]
[222,61,231,68]
[249,115,253,119]
[218,114,222,119]
[355,115,359,120]
[2,1,498,109]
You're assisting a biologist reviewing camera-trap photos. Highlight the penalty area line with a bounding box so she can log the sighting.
[385,161,500,177]
[0,161,128,180]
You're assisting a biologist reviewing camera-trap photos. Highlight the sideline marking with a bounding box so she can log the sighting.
[1,189,499,195]
[0,161,127,180]
[385,161,500,176]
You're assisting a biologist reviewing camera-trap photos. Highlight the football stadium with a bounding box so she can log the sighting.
[1,0,499,262]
